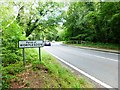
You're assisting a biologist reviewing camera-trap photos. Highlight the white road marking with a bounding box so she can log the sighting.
[95,51,118,55]
[63,46,118,62]
[44,46,118,62]
[45,50,113,88]
[66,45,119,55]
[81,53,118,62]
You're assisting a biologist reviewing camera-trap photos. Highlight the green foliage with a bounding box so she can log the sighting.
[2,1,119,89]
[2,48,40,89]
[3,62,24,75]
[0,2,69,89]
[2,21,25,66]
[2,62,24,89]
[25,48,39,63]
[65,41,118,50]
[63,2,120,44]
[16,2,64,41]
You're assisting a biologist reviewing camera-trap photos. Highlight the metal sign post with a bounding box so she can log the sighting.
[39,47,41,61]
[22,48,25,66]
[18,40,43,66]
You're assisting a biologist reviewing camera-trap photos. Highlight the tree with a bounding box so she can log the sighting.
[1,2,25,66]
[16,2,65,40]
[63,2,120,44]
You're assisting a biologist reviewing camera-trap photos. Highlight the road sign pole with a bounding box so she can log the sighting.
[23,48,25,66]
[19,40,43,65]
[39,47,41,61]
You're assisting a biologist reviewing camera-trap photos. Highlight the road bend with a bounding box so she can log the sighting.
[43,43,118,88]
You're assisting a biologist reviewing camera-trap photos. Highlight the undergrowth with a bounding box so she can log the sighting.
[2,48,93,89]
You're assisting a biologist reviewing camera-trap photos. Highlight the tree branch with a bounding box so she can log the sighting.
[6,5,24,28]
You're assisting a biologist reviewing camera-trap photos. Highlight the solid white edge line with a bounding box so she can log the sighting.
[65,45,119,55]
[84,53,118,62]
[46,50,113,88]
[63,45,118,62]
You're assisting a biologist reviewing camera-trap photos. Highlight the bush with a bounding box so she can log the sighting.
[2,22,26,67]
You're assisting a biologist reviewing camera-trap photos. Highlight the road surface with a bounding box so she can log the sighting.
[43,42,118,88]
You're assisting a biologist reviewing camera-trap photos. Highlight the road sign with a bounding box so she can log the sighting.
[18,40,43,66]
[19,40,43,48]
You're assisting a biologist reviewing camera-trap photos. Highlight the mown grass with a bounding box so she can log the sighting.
[2,48,94,89]
[64,41,119,50]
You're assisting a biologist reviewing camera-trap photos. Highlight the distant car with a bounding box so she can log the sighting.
[52,40,55,43]
[44,40,51,46]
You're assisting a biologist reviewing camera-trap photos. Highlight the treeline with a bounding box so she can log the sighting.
[63,2,120,44]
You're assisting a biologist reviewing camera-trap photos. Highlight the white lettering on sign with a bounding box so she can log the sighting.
[19,40,43,48]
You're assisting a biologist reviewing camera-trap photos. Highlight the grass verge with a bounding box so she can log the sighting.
[40,49,94,88]
[3,48,94,88]
[64,42,119,50]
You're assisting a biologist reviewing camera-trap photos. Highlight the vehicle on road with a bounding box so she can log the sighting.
[52,40,55,43]
[44,40,51,46]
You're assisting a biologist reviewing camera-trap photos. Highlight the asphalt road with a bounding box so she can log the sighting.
[43,43,118,88]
